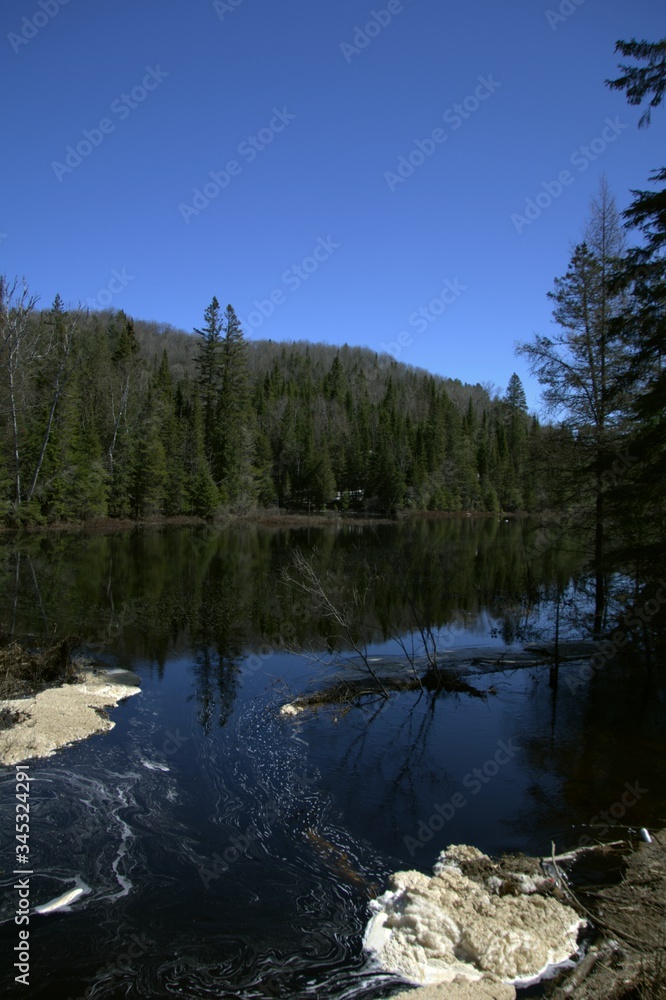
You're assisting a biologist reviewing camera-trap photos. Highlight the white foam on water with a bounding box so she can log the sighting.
[141,759,170,771]
[363,845,585,986]
[34,877,92,915]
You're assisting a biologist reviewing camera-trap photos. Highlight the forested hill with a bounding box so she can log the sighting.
[130,315,494,411]
[0,287,565,524]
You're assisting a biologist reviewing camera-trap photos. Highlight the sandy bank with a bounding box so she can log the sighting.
[0,668,141,765]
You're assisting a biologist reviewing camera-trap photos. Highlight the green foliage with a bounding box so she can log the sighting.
[606,37,666,127]
[0,290,576,525]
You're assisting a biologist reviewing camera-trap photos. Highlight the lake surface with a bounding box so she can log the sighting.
[1,519,665,998]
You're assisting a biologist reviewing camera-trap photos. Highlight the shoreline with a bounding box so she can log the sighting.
[0,508,535,536]
[379,832,666,1000]
[0,666,141,766]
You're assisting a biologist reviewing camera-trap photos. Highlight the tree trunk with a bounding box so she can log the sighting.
[593,475,606,638]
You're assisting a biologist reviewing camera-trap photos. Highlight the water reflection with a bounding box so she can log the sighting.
[0,521,665,999]
[1,519,584,647]
[0,518,591,736]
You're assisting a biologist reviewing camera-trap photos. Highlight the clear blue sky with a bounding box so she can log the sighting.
[2,0,664,411]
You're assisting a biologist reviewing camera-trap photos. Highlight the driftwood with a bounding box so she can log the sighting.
[549,941,621,998]
[542,840,628,865]
[546,829,666,999]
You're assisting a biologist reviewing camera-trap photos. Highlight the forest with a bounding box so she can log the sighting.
[0,284,554,524]
[0,45,663,587]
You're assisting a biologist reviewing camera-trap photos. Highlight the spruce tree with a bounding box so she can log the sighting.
[216,305,253,505]
[194,297,223,465]
[517,181,629,632]
[604,35,666,572]
[154,350,187,515]
[131,389,168,518]
[186,394,219,518]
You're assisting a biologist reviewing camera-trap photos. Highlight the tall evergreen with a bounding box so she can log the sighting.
[604,36,666,577]
[216,304,253,504]
[131,387,168,518]
[517,182,629,632]
[194,297,223,466]
[187,393,220,518]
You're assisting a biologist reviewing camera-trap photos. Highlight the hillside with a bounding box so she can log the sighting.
[0,295,564,523]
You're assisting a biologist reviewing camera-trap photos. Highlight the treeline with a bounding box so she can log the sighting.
[2,35,663,541]
[0,284,565,524]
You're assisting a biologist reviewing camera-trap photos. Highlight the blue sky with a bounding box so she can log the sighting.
[2,0,664,411]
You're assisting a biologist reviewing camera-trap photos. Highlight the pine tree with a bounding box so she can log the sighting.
[106,313,142,518]
[186,394,219,518]
[517,181,629,632]
[131,389,168,518]
[194,297,223,465]
[501,374,529,509]
[505,373,527,413]
[603,34,666,573]
[154,350,187,514]
[606,37,666,128]
[216,305,253,505]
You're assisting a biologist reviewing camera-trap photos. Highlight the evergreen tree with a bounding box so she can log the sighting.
[504,373,527,413]
[605,176,666,568]
[216,305,253,505]
[517,181,629,632]
[131,389,168,518]
[606,37,666,127]
[194,297,223,464]
[42,364,109,521]
[186,394,220,518]
[604,34,666,572]
[153,350,187,515]
[106,314,142,517]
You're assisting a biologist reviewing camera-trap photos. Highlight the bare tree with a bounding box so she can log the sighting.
[283,547,389,696]
[0,277,39,508]
[25,294,81,503]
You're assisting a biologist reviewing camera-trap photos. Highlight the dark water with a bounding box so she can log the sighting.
[1,520,665,998]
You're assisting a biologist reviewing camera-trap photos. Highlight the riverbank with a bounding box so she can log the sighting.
[0,656,141,766]
[380,831,666,1000]
[0,508,529,535]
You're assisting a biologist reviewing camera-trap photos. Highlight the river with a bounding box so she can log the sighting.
[1,519,664,998]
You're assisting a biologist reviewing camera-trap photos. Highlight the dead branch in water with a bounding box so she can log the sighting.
[283,548,390,697]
